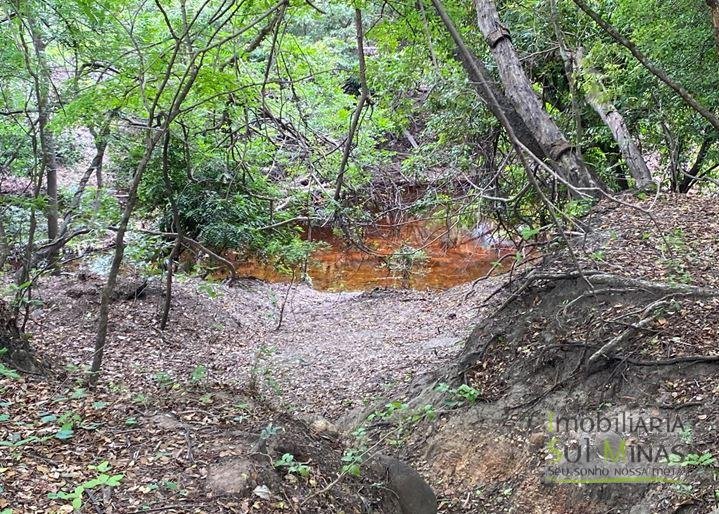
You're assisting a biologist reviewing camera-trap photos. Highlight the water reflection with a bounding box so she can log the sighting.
[233,220,513,291]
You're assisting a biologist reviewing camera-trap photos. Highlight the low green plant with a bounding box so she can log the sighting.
[678,427,693,445]
[435,382,481,407]
[274,453,311,477]
[590,250,605,262]
[260,422,281,440]
[367,400,409,422]
[0,349,20,380]
[190,365,207,383]
[386,245,428,284]
[152,371,174,387]
[48,461,123,511]
[249,344,282,397]
[340,448,363,477]
[668,452,716,467]
[162,480,179,491]
[409,404,437,423]
[196,282,219,299]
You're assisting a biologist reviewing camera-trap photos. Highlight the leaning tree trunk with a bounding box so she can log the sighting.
[430,0,553,163]
[474,0,605,196]
[453,47,549,162]
[576,50,653,189]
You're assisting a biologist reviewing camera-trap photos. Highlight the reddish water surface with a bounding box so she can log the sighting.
[231,221,511,291]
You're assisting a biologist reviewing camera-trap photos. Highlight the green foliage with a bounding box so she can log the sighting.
[152,371,174,388]
[274,453,311,477]
[190,365,207,384]
[48,461,123,512]
[387,245,428,283]
[435,382,482,407]
[341,448,364,477]
[260,422,281,440]
[0,349,21,380]
[668,452,716,468]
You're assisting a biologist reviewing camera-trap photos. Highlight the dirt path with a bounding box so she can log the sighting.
[34,272,501,421]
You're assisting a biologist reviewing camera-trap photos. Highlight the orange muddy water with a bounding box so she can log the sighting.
[230,220,513,292]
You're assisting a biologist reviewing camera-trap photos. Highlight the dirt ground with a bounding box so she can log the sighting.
[29,271,501,422]
[0,267,503,513]
[4,194,719,513]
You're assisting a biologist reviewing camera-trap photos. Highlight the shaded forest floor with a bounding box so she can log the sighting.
[1,265,500,513]
[32,272,501,422]
[3,194,719,513]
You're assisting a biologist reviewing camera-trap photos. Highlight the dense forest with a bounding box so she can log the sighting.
[1,0,719,512]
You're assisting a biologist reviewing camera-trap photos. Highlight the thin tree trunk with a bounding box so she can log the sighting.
[549,0,583,158]
[89,130,164,382]
[13,2,60,261]
[66,130,108,226]
[707,0,719,52]
[26,19,59,255]
[88,116,113,214]
[0,216,8,270]
[334,8,369,202]
[573,0,719,134]
[417,0,439,72]
[159,130,183,330]
[576,50,653,188]
[474,0,604,195]
[679,136,712,193]
[14,119,43,322]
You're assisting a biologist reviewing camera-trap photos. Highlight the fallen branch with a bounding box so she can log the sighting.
[587,299,670,364]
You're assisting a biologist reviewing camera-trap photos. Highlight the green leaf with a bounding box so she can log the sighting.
[40,414,57,424]
[0,365,20,380]
[342,463,361,476]
[106,474,124,486]
[190,365,207,383]
[96,461,111,472]
[70,388,87,399]
[162,480,179,491]
[55,424,75,440]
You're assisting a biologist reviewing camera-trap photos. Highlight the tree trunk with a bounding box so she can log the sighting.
[159,130,183,330]
[334,8,369,201]
[576,50,653,188]
[707,0,719,52]
[573,0,719,134]
[0,300,40,373]
[474,0,604,196]
[679,136,712,193]
[89,130,163,382]
[27,19,59,255]
[452,47,549,162]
